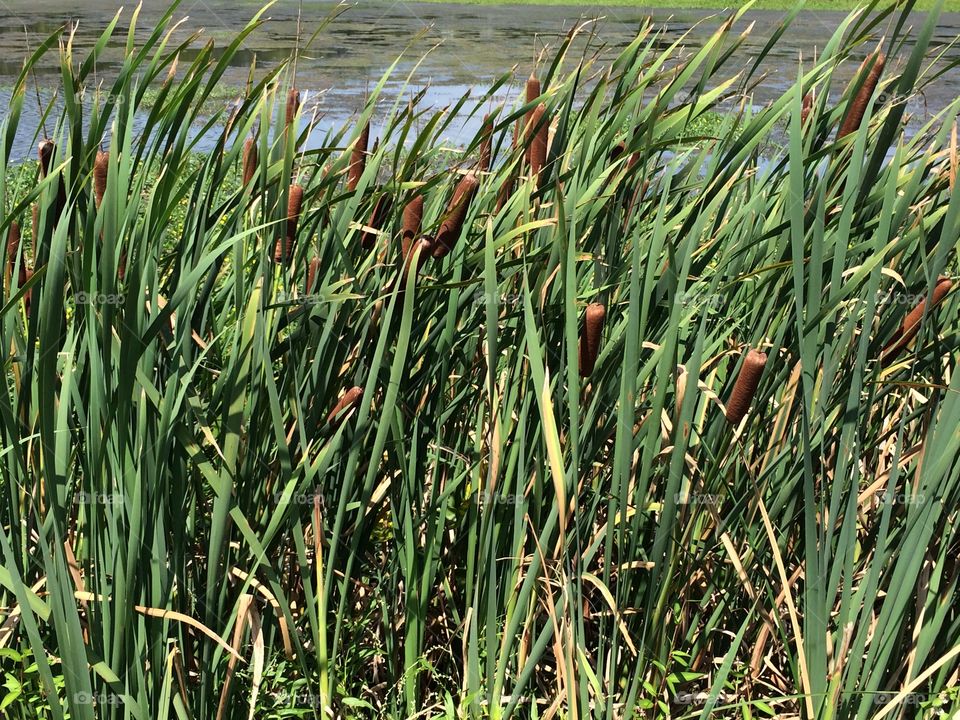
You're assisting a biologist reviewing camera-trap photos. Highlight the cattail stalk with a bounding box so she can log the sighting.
[242,138,258,187]
[838,51,885,139]
[275,184,304,263]
[347,122,370,192]
[432,173,479,258]
[401,195,424,260]
[725,349,767,425]
[578,303,605,378]
[94,150,109,208]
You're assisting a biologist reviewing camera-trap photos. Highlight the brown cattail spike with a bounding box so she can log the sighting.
[527,103,548,177]
[286,88,301,128]
[361,193,392,250]
[275,184,304,263]
[327,386,363,426]
[882,277,952,361]
[242,138,258,187]
[478,114,492,173]
[432,173,479,258]
[306,256,320,294]
[800,92,813,126]
[401,195,424,260]
[6,222,21,277]
[725,349,767,425]
[838,51,885,139]
[38,140,55,176]
[578,303,606,378]
[347,122,370,192]
[525,72,541,106]
[94,150,109,208]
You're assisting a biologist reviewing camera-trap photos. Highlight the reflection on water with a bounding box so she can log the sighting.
[0,1,957,157]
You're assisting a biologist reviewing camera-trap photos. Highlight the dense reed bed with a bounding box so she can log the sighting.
[0,1,959,718]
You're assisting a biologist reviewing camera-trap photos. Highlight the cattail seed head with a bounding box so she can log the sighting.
[242,138,258,187]
[6,222,21,276]
[306,255,320,294]
[94,150,109,208]
[578,303,606,378]
[525,72,541,105]
[401,195,424,259]
[432,173,479,258]
[347,122,370,192]
[285,88,301,128]
[800,92,813,126]
[38,140,55,176]
[362,193,392,250]
[478,114,492,173]
[882,277,952,361]
[327,386,363,426]
[838,51,885,139]
[725,349,767,425]
[526,103,548,177]
[275,184,304,263]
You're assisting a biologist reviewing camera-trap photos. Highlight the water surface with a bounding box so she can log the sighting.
[1,1,957,155]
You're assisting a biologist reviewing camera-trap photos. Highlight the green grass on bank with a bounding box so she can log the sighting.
[420,0,960,12]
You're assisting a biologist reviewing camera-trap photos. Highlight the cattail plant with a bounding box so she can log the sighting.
[525,71,541,107]
[432,173,479,258]
[285,88,301,128]
[361,193,392,250]
[242,138,258,187]
[401,195,424,259]
[725,348,767,425]
[882,277,953,362]
[37,139,66,220]
[306,256,320,294]
[526,103,548,177]
[478,114,492,173]
[275,184,304,263]
[838,51,885,139]
[800,92,813,126]
[38,139,55,176]
[93,150,109,208]
[578,303,605,378]
[327,386,364,426]
[347,122,370,192]
[6,221,21,277]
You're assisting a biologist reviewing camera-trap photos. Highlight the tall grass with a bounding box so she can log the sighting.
[0,1,959,718]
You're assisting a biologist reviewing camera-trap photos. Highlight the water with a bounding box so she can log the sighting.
[1,1,958,157]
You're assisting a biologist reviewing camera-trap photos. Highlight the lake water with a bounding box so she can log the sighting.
[1,1,958,156]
